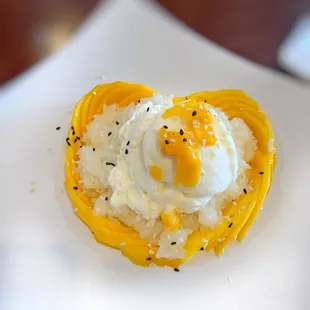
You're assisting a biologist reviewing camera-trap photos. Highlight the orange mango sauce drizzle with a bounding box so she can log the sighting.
[149,165,163,181]
[161,207,182,231]
[158,99,216,187]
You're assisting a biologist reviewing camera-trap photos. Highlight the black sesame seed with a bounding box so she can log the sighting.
[66,137,70,142]
[174,268,180,272]
[200,247,204,251]
[93,148,96,151]
[180,129,184,135]
[228,223,233,228]
[126,141,130,146]
[146,107,150,112]
[171,241,177,245]
[73,186,78,190]
[164,125,168,129]
[165,140,169,145]
[146,257,152,261]
[204,100,206,103]
[243,188,247,194]
[56,126,61,130]
[80,145,83,148]
[192,111,197,116]
[67,141,71,146]
[74,138,78,143]
[259,172,264,175]
[185,97,188,100]
[125,149,129,155]
[116,121,119,125]
[138,100,140,103]
[108,132,112,137]
[71,126,74,130]
[183,138,187,142]
[76,136,80,140]
[72,130,75,135]
[105,197,108,201]
[106,162,116,167]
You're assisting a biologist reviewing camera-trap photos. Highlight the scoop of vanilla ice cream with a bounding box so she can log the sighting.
[108,94,239,220]
[142,104,239,198]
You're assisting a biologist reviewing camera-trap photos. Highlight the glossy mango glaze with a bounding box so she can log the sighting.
[65,81,276,267]
[149,165,163,182]
[159,100,216,187]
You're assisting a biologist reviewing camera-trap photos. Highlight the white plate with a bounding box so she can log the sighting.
[1,0,310,309]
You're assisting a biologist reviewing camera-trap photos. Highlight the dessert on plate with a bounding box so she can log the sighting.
[65,81,276,269]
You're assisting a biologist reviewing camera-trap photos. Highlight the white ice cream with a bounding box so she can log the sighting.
[108,94,239,221]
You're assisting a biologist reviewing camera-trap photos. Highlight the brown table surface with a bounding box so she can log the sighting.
[1,0,309,85]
